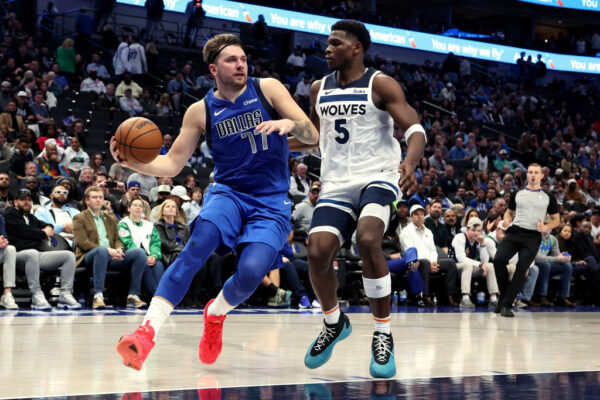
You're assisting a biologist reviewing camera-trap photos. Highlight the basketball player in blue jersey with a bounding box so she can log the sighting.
[300,21,426,378]
[111,34,319,370]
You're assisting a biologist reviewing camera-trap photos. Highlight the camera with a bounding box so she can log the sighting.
[105,181,117,189]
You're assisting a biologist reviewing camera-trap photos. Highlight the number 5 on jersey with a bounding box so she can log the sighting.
[241,130,269,154]
[335,119,349,144]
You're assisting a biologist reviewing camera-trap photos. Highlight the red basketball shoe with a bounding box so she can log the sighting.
[116,321,156,371]
[199,299,226,364]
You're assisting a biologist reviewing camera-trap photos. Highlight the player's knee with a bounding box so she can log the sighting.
[356,230,381,255]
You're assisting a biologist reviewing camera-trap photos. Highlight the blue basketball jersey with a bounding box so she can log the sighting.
[204,78,290,196]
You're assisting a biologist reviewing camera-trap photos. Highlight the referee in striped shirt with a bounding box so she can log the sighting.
[493,163,560,317]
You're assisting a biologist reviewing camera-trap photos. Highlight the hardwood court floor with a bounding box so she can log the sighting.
[0,306,599,399]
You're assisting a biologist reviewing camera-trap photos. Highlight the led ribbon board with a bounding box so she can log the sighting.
[518,0,600,12]
[117,0,600,74]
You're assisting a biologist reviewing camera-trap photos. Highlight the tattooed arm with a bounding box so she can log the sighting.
[256,78,319,145]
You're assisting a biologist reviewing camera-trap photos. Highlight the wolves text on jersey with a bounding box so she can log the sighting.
[215,109,264,138]
[319,103,367,117]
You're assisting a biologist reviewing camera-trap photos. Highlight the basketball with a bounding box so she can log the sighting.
[114,117,162,163]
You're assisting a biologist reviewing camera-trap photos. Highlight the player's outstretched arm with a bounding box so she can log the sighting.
[110,100,205,177]
[256,78,319,145]
[289,79,322,151]
[373,74,426,194]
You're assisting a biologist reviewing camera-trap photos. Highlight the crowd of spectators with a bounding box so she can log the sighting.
[0,7,600,311]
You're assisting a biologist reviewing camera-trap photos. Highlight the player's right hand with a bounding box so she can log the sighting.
[398,161,418,194]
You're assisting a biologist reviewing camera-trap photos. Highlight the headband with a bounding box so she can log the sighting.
[208,44,231,64]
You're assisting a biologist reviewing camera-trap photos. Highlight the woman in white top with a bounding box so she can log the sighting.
[182,187,202,224]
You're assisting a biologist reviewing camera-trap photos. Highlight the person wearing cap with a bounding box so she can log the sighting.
[80,69,106,94]
[148,184,173,222]
[484,220,539,308]
[127,171,157,199]
[0,99,26,134]
[439,82,455,102]
[73,186,150,309]
[292,183,320,235]
[401,204,459,306]
[35,140,70,180]
[122,181,151,219]
[149,177,174,203]
[493,163,561,317]
[120,87,143,117]
[533,228,575,308]
[451,216,499,308]
[118,198,165,308]
[15,90,34,123]
[4,188,79,310]
[150,185,190,224]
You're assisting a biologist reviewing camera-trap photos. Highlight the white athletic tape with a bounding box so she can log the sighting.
[363,274,392,298]
[404,124,426,143]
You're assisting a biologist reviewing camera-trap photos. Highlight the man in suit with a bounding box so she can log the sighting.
[73,186,148,309]
[0,100,26,134]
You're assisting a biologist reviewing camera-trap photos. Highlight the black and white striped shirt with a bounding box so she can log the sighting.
[508,188,559,231]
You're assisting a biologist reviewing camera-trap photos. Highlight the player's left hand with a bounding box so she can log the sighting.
[398,161,418,194]
[256,119,294,136]
[537,219,549,233]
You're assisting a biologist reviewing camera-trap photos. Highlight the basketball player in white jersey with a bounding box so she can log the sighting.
[299,20,426,378]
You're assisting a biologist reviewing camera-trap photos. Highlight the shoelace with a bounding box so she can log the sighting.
[313,326,337,352]
[205,318,223,344]
[373,334,392,363]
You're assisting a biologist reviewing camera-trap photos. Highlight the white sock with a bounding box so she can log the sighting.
[490,294,498,301]
[323,304,340,325]
[374,316,391,334]
[462,294,470,300]
[207,291,235,316]
[142,297,174,337]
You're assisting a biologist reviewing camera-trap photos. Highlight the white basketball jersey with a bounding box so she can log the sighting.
[316,67,401,183]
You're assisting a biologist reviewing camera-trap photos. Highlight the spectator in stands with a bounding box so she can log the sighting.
[56,38,76,82]
[439,82,455,102]
[113,35,131,78]
[127,36,147,83]
[409,184,429,207]
[98,83,118,112]
[5,188,79,310]
[36,140,69,180]
[0,100,26,134]
[183,0,206,48]
[139,88,157,116]
[469,188,491,218]
[452,217,499,307]
[182,186,202,223]
[534,230,574,307]
[63,136,89,173]
[116,73,143,98]
[196,69,215,92]
[287,46,306,68]
[400,204,458,306]
[9,136,33,179]
[0,213,17,310]
[73,186,150,309]
[0,81,12,111]
[15,92,34,123]
[117,198,165,307]
[34,184,80,245]
[294,74,312,112]
[149,184,171,217]
[158,134,173,155]
[77,167,94,195]
[166,71,188,113]
[144,0,166,42]
[49,64,69,92]
[0,172,13,213]
[87,52,110,79]
[167,185,189,223]
[120,87,143,116]
[293,183,319,235]
[30,91,50,124]
[149,176,173,203]
[122,180,151,219]
[424,198,451,253]
[428,147,446,172]
[438,164,458,196]
[155,198,190,267]
[565,178,585,205]
[289,162,311,197]
[127,171,157,198]
[0,129,13,170]
[24,176,50,213]
[449,136,467,161]
[36,123,63,150]
[80,69,106,94]
[252,14,269,54]
[156,93,173,117]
